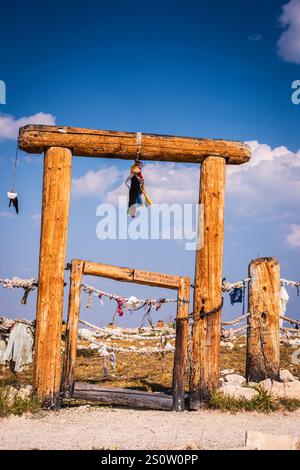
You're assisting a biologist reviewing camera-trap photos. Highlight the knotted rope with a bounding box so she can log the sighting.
[0,277,38,304]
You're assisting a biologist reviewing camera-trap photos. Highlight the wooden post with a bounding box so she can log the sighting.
[61,259,84,397]
[246,257,280,382]
[190,157,226,409]
[172,276,190,411]
[34,147,72,407]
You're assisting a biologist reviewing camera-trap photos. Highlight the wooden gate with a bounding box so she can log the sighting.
[61,259,190,411]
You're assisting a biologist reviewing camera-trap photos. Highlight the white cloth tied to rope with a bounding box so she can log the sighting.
[279,285,289,328]
[3,323,34,371]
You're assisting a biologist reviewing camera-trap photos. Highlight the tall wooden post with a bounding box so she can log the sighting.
[172,276,190,411]
[246,257,280,382]
[190,157,226,409]
[34,147,72,407]
[62,259,84,397]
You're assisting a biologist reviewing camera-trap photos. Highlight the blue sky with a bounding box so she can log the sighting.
[0,0,300,326]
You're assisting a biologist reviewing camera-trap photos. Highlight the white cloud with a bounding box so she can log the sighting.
[286,224,300,247]
[0,112,56,141]
[105,163,199,206]
[72,166,121,199]
[73,141,300,249]
[0,211,14,218]
[277,0,300,64]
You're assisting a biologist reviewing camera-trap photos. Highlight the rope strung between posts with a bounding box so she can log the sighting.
[82,283,182,327]
[0,277,38,304]
[87,341,175,355]
[280,278,300,289]
[79,318,175,340]
[221,313,250,326]
[280,315,300,328]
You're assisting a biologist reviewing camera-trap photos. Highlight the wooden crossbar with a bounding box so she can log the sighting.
[19,125,251,165]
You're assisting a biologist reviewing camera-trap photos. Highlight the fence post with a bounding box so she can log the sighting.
[61,259,84,397]
[33,147,72,408]
[190,157,226,409]
[246,257,280,382]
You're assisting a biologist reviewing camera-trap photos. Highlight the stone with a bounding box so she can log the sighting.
[220,341,234,350]
[17,385,33,400]
[220,384,259,400]
[89,343,100,350]
[284,381,300,400]
[220,369,235,375]
[0,339,7,364]
[287,338,300,348]
[259,378,272,394]
[224,374,246,386]
[279,368,297,383]
[270,381,285,398]
[78,328,96,341]
[245,430,300,450]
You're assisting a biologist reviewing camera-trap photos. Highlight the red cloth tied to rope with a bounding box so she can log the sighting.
[115,298,125,317]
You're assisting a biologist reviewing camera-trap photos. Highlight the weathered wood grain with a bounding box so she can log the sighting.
[246,257,280,382]
[190,157,226,409]
[19,125,251,165]
[61,259,84,397]
[72,383,174,410]
[34,147,72,407]
[172,277,190,411]
[83,261,180,289]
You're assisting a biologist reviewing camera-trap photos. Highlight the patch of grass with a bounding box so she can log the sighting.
[207,386,300,413]
[277,398,300,412]
[0,385,41,418]
[207,387,278,413]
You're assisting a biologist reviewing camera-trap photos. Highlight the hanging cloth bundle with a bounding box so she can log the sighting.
[7,142,20,214]
[125,132,152,217]
[229,287,243,305]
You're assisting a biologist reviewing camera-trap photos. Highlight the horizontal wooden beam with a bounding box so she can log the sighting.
[83,261,180,289]
[72,383,174,410]
[19,125,251,165]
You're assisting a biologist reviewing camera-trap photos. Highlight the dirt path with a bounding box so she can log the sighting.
[0,407,299,450]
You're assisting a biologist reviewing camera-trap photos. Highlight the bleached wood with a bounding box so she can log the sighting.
[246,257,280,382]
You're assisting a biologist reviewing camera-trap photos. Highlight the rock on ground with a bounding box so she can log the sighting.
[219,384,259,400]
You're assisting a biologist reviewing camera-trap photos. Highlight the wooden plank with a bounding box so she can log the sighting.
[172,277,190,411]
[33,147,72,408]
[19,125,251,165]
[246,257,280,382]
[190,157,226,409]
[72,383,173,411]
[83,261,134,282]
[133,270,180,289]
[83,261,180,289]
[61,259,84,397]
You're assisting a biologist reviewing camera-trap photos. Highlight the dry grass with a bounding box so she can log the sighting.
[0,336,299,397]
[0,385,41,418]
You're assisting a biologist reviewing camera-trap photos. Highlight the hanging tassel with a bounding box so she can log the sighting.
[7,143,20,214]
[86,291,93,309]
[7,191,19,214]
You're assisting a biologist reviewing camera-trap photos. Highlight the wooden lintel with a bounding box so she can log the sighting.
[83,261,180,289]
[19,125,251,165]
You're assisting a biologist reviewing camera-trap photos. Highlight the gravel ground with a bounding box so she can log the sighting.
[0,406,300,450]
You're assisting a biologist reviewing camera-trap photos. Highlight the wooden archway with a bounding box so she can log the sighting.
[18,125,251,408]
